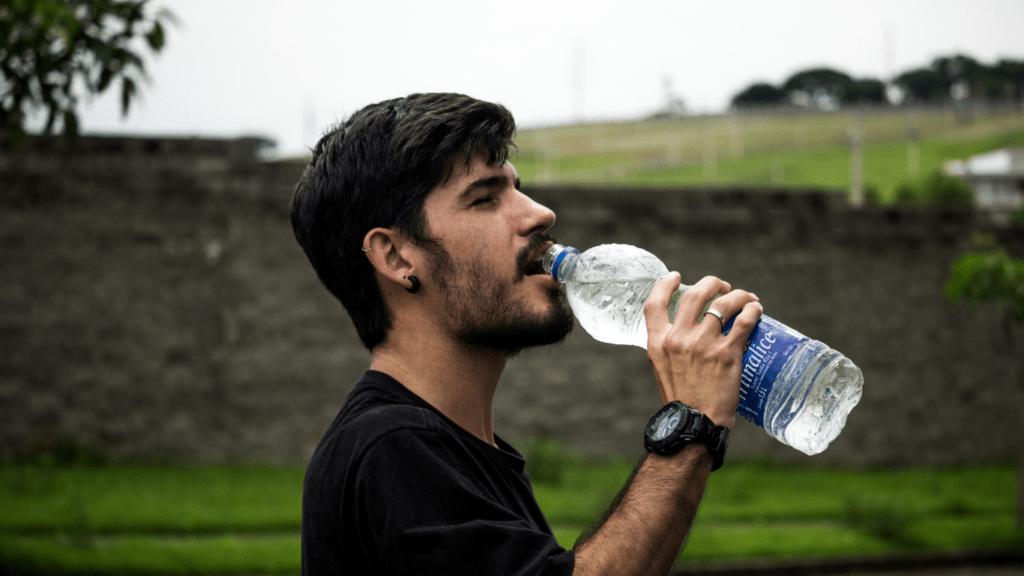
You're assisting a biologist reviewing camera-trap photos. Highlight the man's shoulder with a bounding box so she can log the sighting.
[340,401,444,446]
[308,372,450,468]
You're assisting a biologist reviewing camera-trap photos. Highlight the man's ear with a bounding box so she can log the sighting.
[362,227,418,291]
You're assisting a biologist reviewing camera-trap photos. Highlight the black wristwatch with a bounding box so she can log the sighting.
[644,401,729,471]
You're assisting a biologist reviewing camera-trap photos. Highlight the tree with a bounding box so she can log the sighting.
[843,79,886,106]
[946,242,1024,322]
[933,54,1009,103]
[945,238,1024,528]
[890,172,973,207]
[920,171,973,206]
[932,54,983,85]
[893,68,947,103]
[993,59,1024,104]
[728,54,1024,111]
[730,82,786,108]
[0,0,174,149]
[781,68,854,110]
[891,54,1024,105]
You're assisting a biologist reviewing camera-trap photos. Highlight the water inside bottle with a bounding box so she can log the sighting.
[764,340,864,455]
[562,244,669,348]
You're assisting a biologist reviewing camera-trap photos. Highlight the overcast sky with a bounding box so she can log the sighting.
[76,0,1024,158]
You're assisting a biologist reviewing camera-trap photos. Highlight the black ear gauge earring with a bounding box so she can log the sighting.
[405,275,420,294]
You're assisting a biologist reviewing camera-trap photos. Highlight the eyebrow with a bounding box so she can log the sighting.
[459,174,520,198]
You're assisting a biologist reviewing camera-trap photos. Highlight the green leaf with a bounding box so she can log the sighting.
[946,248,1024,323]
[120,76,136,116]
[146,21,164,51]
[0,0,170,142]
[97,66,114,92]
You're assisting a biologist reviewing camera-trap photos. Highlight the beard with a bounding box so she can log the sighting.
[422,236,574,357]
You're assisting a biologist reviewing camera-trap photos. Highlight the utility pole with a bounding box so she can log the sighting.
[729,112,744,159]
[849,112,864,207]
[702,120,717,183]
[572,43,585,123]
[884,28,895,83]
[906,110,920,177]
[303,97,318,151]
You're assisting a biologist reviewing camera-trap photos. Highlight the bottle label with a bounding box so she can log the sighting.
[733,316,808,427]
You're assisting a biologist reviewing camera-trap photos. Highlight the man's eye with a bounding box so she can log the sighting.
[471,196,493,206]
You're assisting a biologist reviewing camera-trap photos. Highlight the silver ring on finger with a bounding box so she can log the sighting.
[703,308,725,328]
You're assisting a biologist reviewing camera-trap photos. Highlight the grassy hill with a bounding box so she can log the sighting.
[512,106,1024,203]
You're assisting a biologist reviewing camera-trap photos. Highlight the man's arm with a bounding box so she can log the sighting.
[572,447,712,576]
[572,274,762,576]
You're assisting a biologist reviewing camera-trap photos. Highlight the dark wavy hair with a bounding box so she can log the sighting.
[289,93,517,350]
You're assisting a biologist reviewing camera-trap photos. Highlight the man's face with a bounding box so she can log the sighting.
[417,153,573,355]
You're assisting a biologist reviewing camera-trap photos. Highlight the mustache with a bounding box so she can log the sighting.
[516,232,558,277]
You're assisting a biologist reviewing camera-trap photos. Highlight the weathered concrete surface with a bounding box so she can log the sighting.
[2,135,1022,465]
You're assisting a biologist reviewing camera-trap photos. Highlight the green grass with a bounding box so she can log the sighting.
[0,534,300,576]
[0,463,304,534]
[0,455,1019,574]
[530,455,1021,559]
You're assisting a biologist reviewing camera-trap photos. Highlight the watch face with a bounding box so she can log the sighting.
[650,405,682,442]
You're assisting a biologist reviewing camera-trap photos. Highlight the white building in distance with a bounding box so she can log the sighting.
[944,148,1024,213]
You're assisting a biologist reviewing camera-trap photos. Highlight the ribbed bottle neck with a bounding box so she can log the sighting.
[543,244,579,283]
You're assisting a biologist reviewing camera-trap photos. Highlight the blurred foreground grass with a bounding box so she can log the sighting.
[0,442,1019,575]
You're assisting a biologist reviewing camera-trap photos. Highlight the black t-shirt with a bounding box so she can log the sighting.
[302,370,575,575]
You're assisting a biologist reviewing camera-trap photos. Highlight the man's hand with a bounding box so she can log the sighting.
[643,274,762,429]
[572,274,763,576]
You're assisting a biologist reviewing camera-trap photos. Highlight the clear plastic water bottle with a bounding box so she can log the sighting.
[543,243,863,456]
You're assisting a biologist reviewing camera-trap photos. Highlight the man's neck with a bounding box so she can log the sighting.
[370,331,507,448]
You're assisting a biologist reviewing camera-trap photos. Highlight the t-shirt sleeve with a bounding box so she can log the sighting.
[349,426,575,576]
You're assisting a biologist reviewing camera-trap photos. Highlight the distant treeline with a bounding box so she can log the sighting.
[731,54,1024,110]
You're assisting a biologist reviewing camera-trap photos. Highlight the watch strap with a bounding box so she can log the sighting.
[700,414,729,472]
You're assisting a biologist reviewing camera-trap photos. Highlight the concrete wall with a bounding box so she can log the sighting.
[1,135,1021,466]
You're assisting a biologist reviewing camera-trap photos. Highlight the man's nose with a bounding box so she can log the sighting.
[518,192,556,235]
